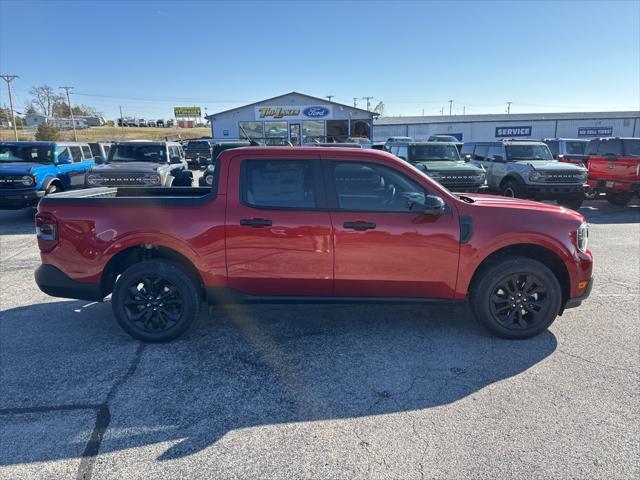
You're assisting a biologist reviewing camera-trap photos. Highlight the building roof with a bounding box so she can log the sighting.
[207,91,377,118]
[374,111,640,125]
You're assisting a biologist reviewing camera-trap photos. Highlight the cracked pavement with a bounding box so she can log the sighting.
[1,199,639,479]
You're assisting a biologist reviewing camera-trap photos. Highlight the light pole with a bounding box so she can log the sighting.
[448,99,454,116]
[506,101,512,114]
[1,74,19,141]
[59,86,77,141]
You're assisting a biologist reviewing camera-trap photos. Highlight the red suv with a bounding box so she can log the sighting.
[585,137,640,206]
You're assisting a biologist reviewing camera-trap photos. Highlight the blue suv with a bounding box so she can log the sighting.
[0,141,95,209]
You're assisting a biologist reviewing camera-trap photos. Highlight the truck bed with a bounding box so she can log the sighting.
[40,187,215,206]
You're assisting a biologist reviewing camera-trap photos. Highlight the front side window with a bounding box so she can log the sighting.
[565,141,586,155]
[623,139,640,157]
[473,144,489,161]
[459,143,474,156]
[243,160,316,209]
[505,144,553,161]
[546,141,559,156]
[395,145,408,160]
[69,146,83,163]
[487,145,504,161]
[332,162,426,212]
[585,140,599,155]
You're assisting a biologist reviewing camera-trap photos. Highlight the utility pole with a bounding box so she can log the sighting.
[448,99,454,116]
[326,95,334,102]
[119,106,125,136]
[440,107,444,116]
[462,105,466,115]
[60,86,77,141]
[1,74,19,141]
[353,97,358,108]
[506,101,512,114]
[362,96,373,111]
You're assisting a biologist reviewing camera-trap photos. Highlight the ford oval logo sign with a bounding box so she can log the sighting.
[303,106,330,118]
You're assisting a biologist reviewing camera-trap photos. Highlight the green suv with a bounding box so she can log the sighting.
[385,141,486,192]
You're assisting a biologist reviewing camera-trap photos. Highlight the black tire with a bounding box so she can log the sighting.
[501,180,524,199]
[45,183,61,195]
[470,256,562,339]
[558,196,584,210]
[606,191,633,206]
[173,172,193,187]
[112,259,200,342]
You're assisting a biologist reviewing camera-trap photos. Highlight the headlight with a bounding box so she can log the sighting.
[528,171,542,182]
[477,172,486,182]
[87,174,102,186]
[577,222,589,252]
[205,175,213,186]
[21,175,34,186]
[429,172,442,180]
[578,171,588,182]
[142,174,161,185]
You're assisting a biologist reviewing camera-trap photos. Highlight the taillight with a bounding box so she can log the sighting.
[35,213,58,251]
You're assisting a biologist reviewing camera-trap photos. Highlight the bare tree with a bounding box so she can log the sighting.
[28,85,63,117]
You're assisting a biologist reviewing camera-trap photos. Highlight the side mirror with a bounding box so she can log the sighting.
[464,154,472,162]
[57,155,72,165]
[423,195,446,216]
[557,154,565,161]
[94,156,106,165]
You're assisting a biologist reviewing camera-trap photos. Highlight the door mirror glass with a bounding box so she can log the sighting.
[423,195,446,216]
[464,154,472,162]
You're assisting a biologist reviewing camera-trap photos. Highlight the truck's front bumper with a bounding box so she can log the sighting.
[565,275,594,310]
[525,184,585,199]
[0,189,44,209]
[35,264,104,302]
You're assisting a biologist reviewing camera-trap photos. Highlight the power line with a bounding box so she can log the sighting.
[1,74,19,140]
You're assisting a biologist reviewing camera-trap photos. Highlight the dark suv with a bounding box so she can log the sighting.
[184,139,213,169]
[386,141,486,192]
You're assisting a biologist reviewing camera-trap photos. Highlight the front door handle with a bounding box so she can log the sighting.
[240,218,273,227]
[343,221,376,231]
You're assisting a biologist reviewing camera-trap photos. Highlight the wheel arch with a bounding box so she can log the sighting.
[100,244,205,299]
[41,176,64,192]
[499,173,525,189]
[468,243,570,313]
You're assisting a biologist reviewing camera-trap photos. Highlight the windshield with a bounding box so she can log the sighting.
[506,144,553,161]
[410,144,460,162]
[0,145,54,163]
[565,141,587,155]
[108,144,167,163]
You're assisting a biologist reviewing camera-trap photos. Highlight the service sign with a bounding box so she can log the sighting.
[578,126,613,137]
[174,106,201,118]
[255,105,332,120]
[495,126,532,138]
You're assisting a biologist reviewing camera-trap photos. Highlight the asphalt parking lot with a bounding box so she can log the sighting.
[0,198,638,480]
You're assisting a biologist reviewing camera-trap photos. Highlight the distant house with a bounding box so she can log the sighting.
[25,114,48,128]
[25,114,93,130]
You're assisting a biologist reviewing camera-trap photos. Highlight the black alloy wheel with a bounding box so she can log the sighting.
[124,275,184,334]
[489,273,550,330]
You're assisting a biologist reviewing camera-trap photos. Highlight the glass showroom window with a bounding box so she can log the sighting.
[302,120,324,143]
[264,121,289,145]
[239,121,264,140]
[350,120,371,139]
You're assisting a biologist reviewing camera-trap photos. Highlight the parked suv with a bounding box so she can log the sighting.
[543,138,589,166]
[585,137,640,206]
[386,141,486,192]
[184,139,213,169]
[0,141,94,209]
[461,140,587,209]
[86,141,192,188]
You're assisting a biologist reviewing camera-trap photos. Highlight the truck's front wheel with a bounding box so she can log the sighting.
[112,259,200,342]
[470,257,562,339]
[606,191,633,206]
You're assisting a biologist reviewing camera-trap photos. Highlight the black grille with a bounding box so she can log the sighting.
[0,175,29,189]
[544,173,582,183]
[438,175,480,184]
[93,174,146,186]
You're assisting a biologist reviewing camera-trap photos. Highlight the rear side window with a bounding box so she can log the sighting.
[69,146,83,163]
[242,160,316,209]
[585,140,599,155]
[597,139,622,156]
[81,145,93,160]
[565,141,586,155]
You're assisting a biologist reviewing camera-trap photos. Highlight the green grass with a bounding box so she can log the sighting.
[0,126,211,142]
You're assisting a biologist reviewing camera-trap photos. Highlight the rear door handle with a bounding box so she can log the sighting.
[343,221,376,231]
[240,218,273,227]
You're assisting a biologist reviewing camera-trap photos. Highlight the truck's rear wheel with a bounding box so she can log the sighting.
[606,191,633,206]
[470,257,562,339]
[112,259,200,342]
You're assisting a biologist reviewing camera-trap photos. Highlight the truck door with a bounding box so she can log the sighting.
[225,157,334,296]
[324,159,460,299]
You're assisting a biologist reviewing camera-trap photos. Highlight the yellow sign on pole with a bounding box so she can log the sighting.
[174,106,201,117]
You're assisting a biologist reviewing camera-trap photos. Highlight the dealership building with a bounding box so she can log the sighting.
[206,92,376,144]
[373,111,640,142]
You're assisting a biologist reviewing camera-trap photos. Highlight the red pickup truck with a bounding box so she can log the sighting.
[34,147,593,342]
[585,137,640,206]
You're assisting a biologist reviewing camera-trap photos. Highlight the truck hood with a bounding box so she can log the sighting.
[460,193,584,217]
[514,160,585,172]
[91,162,164,174]
[416,161,483,173]
[0,162,47,175]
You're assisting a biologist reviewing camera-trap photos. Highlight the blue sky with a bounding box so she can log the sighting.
[1,0,638,120]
